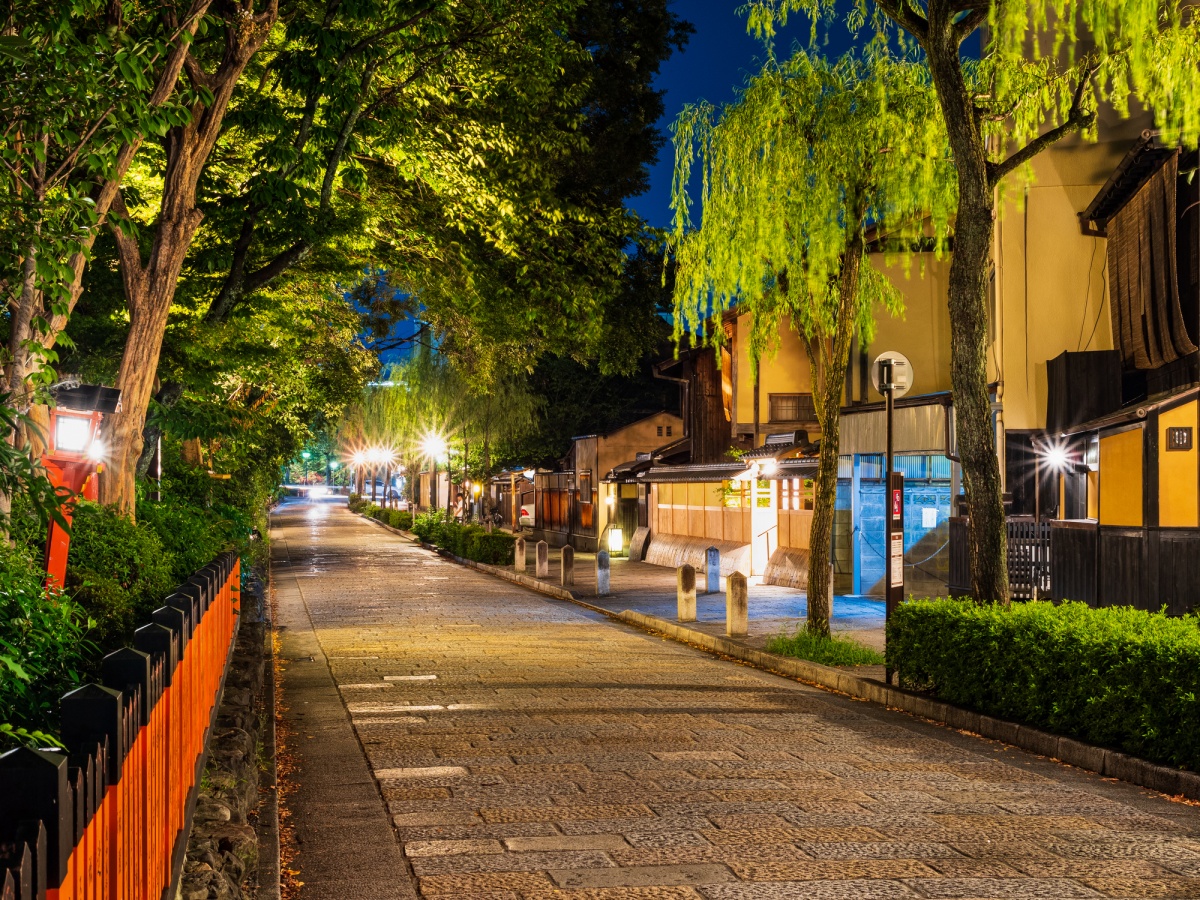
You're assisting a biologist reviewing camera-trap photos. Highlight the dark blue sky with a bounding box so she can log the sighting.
[632,1,854,231]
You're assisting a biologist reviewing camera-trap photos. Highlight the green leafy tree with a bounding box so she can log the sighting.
[671,49,953,635]
[751,0,1200,602]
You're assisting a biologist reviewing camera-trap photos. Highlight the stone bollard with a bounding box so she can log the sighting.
[515,537,526,573]
[596,550,611,596]
[726,571,748,637]
[705,546,720,594]
[677,564,697,622]
[561,545,575,587]
[536,541,549,578]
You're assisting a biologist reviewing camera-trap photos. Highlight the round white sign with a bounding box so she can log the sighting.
[871,351,913,399]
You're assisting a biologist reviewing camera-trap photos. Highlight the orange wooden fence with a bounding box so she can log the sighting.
[0,551,241,900]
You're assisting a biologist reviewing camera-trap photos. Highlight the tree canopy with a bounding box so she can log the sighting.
[670,46,954,633]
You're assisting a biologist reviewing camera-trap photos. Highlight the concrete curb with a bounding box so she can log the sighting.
[616,610,1200,802]
[352,509,1200,802]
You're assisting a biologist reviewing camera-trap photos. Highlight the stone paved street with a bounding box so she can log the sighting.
[274,497,1200,899]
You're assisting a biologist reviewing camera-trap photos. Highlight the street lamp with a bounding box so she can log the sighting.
[422,434,448,511]
[42,383,122,588]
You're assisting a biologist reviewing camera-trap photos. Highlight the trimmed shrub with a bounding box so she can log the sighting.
[66,502,176,651]
[466,531,516,566]
[387,510,413,531]
[137,496,235,585]
[887,598,1200,770]
[347,492,366,512]
[0,545,93,746]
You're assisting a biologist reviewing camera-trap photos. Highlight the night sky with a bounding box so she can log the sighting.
[633,0,857,231]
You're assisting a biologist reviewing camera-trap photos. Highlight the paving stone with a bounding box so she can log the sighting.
[1078,877,1200,897]
[903,877,1104,897]
[503,834,630,852]
[549,863,736,889]
[402,839,503,857]
[698,880,918,899]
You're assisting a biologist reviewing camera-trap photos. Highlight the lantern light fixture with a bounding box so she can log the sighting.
[608,527,624,553]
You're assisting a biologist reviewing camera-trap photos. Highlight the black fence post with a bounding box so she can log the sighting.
[0,749,70,892]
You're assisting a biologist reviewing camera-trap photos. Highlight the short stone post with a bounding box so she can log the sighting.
[536,541,549,578]
[515,537,526,574]
[705,546,720,594]
[677,564,696,622]
[726,571,748,637]
[596,550,611,596]
[561,545,575,587]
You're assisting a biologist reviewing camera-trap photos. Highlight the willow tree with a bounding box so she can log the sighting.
[751,0,1200,602]
[670,49,953,636]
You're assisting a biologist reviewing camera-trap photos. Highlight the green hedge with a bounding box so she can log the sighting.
[887,598,1200,771]
[467,532,516,566]
[410,510,515,565]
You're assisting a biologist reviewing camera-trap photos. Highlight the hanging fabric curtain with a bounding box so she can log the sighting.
[1107,151,1195,369]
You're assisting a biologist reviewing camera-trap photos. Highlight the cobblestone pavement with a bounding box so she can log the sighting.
[274,498,1200,899]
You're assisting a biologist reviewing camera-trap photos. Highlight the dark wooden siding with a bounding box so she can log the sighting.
[1098,528,1146,608]
[1050,521,1098,604]
[1154,529,1200,615]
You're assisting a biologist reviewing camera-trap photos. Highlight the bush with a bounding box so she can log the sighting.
[66,502,176,652]
[387,510,413,531]
[0,546,92,746]
[347,492,366,512]
[411,509,448,544]
[887,598,1200,771]
[137,496,237,585]
[466,531,516,566]
[766,630,883,666]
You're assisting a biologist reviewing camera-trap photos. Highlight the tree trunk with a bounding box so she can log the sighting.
[99,4,278,517]
[925,15,1009,603]
[807,234,865,637]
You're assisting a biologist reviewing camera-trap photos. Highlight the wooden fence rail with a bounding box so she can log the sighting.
[0,551,241,900]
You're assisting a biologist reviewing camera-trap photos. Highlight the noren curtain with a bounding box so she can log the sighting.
[1107,151,1195,369]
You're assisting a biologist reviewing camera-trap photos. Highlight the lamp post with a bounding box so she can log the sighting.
[422,434,447,513]
[42,384,122,588]
[328,459,338,486]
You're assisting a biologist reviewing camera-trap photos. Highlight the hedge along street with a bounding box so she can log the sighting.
[274,495,1200,899]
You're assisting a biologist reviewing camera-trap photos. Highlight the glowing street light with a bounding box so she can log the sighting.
[42,382,122,587]
[423,434,448,510]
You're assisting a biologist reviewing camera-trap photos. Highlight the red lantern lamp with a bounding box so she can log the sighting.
[42,384,122,588]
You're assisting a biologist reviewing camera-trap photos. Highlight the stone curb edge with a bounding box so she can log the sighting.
[617,610,1200,803]
[350,510,1200,802]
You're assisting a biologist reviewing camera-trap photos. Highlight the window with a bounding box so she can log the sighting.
[657,426,663,436]
[769,393,817,423]
[666,425,673,437]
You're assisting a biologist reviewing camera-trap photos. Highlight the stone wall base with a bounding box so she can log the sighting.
[643,534,750,577]
[762,546,812,589]
[181,576,269,900]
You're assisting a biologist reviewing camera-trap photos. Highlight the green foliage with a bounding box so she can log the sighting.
[888,598,1200,771]
[670,48,953,349]
[389,510,413,532]
[747,0,1200,153]
[466,531,517,567]
[64,502,175,651]
[408,508,511,565]
[766,629,884,666]
[136,495,238,585]
[0,545,92,748]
